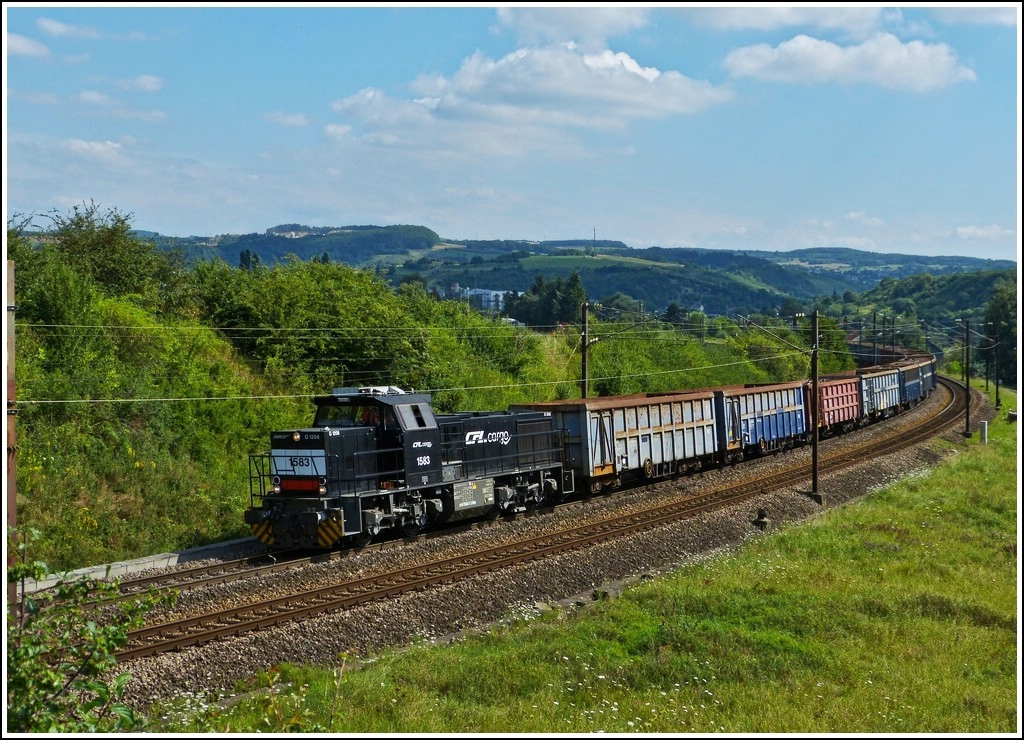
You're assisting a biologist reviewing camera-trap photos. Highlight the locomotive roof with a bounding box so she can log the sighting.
[314,386,434,407]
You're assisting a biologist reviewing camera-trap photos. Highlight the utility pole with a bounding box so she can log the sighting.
[580,301,589,398]
[872,312,877,365]
[964,319,971,436]
[7,261,17,614]
[994,322,1001,409]
[811,311,821,503]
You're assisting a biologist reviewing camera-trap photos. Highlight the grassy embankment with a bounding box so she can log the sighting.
[157,380,1019,733]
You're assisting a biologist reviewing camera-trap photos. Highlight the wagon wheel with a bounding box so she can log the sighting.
[643,458,655,479]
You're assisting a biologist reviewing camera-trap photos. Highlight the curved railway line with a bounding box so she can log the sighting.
[112,375,969,663]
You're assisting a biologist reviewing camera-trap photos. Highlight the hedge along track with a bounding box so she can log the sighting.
[113,375,968,663]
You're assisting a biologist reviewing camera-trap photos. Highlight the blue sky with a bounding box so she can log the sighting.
[4,3,1021,261]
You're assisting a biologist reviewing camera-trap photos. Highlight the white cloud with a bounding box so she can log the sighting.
[66,88,165,121]
[845,211,884,227]
[62,138,125,161]
[955,224,1014,240]
[690,7,887,35]
[583,49,661,82]
[121,75,164,92]
[723,33,976,91]
[7,33,50,57]
[496,7,649,51]
[18,90,62,105]
[327,43,731,161]
[265,111,310,127]
[930,7,1019,27]
[37,17,100,39]
[111,108,167,122]
[76,90,115,105]
[830,236,878,250]
[324,123,352,140]
[416,44,730,122]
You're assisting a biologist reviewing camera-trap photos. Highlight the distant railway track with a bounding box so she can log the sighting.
[113,375,967,663]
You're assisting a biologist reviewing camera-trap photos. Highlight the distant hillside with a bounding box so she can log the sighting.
[858,270,1017,323]
[144,225,1015,316]
[734,247,1014,289]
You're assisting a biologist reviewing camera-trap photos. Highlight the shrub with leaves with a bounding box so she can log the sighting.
[5,527,169,732]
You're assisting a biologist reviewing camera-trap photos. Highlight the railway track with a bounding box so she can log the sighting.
[113,376,968,663]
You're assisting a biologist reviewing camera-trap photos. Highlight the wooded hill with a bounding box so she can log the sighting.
[145,224,1015,318]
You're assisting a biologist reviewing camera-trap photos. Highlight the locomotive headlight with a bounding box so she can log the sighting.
[319,485,327,494]
[272,475,281,494]
[292,432,301,442]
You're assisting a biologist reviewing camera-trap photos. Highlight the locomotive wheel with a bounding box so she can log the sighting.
[402,522,421,538]
[352,533,373,548]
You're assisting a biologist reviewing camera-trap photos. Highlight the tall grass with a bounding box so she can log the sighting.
[157,385,1019,733]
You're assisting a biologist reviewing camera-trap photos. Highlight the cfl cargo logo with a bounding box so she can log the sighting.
[465,429,512,446]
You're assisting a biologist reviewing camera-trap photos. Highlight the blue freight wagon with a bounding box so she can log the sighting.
[714,381,809,463]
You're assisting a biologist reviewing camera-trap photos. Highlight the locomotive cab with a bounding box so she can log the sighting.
[246,386,446,549]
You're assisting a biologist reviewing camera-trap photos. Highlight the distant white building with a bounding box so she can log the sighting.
[456,287,510,313]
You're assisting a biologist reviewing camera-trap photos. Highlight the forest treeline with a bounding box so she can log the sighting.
[5,203,1015,571]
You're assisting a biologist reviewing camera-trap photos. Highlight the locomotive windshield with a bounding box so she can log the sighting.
[314,403,381,427]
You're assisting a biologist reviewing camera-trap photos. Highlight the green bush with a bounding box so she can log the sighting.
[5,528,169,732]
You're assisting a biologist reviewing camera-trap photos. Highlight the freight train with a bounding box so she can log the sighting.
[245,353,937,550]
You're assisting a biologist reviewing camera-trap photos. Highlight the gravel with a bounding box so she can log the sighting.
[118,385,994,715]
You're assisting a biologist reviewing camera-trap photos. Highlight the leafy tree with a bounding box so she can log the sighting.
[505,272,586,327]
[12,203,194,319]
[558,271,587,324]
[14,248,98,374]
[240,249,260,270]
[40,201,160,299]
[6,528,168,732]
[598,290,634,317]
[982,277,1016,387]
[661,302,684,325]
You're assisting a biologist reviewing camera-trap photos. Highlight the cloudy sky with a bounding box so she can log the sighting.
[4,4,1020,261]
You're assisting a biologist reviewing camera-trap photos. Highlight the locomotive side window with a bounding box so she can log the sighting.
[395,402,437,430]
[315,404,381,427]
